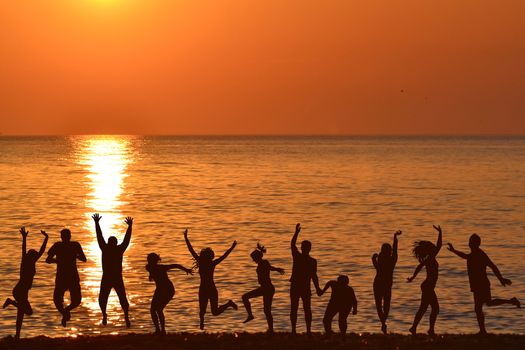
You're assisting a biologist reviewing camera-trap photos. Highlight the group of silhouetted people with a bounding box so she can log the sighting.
[3,218,521,339]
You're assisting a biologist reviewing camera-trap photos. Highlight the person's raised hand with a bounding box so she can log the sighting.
[92,213,102,223]
[276,268,285,275]
[372,253,379,259]
[394,230,402,237]
[20,227,28,237]
[124,217,133,226]
[232,240,238,249]
[447,243,454,252]
[433,225,442,233]
[295,223,301,233]
[183,229,188,237]
[185,267,194,275]
[40,230,48,238]
[407,276,414,283]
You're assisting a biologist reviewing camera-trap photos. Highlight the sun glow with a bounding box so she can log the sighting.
[76,136,133,324]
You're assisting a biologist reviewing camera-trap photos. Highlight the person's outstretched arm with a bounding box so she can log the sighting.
[319,280,334,296]
[291,223,301,255]
[270,263,285,275]
[37,230,49,259]
[120,217,133,251]
[76,243,87,262]
[92,213,106,249]
[447,243,468,259]
[392,230,402,263]
[433,225,443,256]
[165,264,193,275]
[407,262,424,282]
[20,227,28,257]
[184,229,199,260]
[214,241,237,265]
[487,254,512,286]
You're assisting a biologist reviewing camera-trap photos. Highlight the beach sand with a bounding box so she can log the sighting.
[1,333,524,350]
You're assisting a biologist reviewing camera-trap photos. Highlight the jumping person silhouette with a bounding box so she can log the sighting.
[242,243,285,333]
[145,252,193,335]
[407,225,442,336]
[184,229,238,330]
[92,213,133,327]
[319,275,357,338]
[290,223,322,335]
[448,234,520,334]
[372,230,402,334]
[46,228,87,327]
[3,227,48,340]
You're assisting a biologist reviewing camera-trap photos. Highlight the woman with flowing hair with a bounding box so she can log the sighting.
[3,227,48,340]
[242,243,285,333]
[184,229,238,330]
[407,225,443,336]
[372,230,402,334]
[145,252,193,335]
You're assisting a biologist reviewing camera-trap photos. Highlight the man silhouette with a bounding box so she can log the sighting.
[46,228,87,327]
[290,223,321,334]
[448,234,520,334]
[92,213,132,327]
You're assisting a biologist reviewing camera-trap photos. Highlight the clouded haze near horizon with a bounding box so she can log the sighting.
[1,1,524,135]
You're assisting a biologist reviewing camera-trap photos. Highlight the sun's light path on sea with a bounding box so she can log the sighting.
[76,136,133,330]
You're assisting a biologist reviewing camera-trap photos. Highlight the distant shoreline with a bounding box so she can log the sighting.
[2,332,524,350]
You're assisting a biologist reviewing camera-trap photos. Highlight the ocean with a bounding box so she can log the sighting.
[0,136,523,337]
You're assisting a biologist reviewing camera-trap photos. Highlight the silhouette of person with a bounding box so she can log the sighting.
[3,227,48,340]
[242,243,285,333]
[448,234,521,334]
[319,275,357,338]
[290,223,322,335]
[407,225,442,336]
[145,252,193,335]
[92,213,133,327]
[46,228,87,327]
[372,230,402,334]
[184,229,238,330]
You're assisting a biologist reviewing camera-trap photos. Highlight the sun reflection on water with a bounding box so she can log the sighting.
[76,136,133,326]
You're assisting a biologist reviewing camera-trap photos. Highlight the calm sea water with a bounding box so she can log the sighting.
[0,136,524,337]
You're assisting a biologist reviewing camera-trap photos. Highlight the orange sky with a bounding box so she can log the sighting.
[1,1,524,135]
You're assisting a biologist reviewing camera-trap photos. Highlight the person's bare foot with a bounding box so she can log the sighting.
[243,315,254,323]
[61,310,71,327]
[511,297,521,308]
[381,323,387,335]
[409,327,416,335]
[199,319,204,330]
[125,315,131,328]
[229,300,238,310]
[427,329,436,336]
[102,314,107,326]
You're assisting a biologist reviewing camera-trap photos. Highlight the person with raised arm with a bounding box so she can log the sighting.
[407,225,442,336]
[372,230,402,334]
[3,227,48,340]
[319,275,357,338]
[46,227,87,327]
[184,229,238,330]
[448,234,520,334]
[146,252,193,335]
[241,243,285,333]
[290,223,322,335]
[92,213,133,327]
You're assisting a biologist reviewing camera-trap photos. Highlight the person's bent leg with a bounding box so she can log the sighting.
[323,301,338,334]
[53,284,66,315]
[67,282,82,311]
[242,287,264,323]
[210,288,235,316]
[410,291,429,334]
[302,293,312,334]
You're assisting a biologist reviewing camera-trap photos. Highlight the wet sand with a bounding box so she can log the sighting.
[1,333,524,350]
